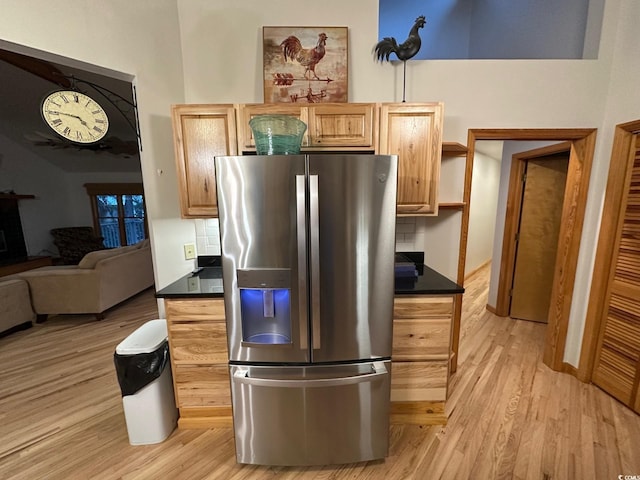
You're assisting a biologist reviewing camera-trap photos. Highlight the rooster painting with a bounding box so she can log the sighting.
[280,32,328,80]
[262,27,348,103]
[374,15,426,102]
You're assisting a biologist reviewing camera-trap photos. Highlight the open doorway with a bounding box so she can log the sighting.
[454,129,597,374]
[0,42,144,264]
[494,143,572,323]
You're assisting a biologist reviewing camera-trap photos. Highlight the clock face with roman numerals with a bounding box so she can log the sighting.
[41,90,109,144]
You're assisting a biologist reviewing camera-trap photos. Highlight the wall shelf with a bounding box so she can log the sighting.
[442,142,468,156]
[0,194,35,200]
[438,202,466,210]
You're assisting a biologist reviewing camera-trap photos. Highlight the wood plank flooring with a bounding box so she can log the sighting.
[1,266,639,479]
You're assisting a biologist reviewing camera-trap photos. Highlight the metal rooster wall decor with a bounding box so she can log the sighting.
[374,15,426,102]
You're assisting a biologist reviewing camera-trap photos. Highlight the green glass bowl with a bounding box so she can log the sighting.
[249,114,307,155]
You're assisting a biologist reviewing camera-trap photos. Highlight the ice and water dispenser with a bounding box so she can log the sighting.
[237,268,292,345]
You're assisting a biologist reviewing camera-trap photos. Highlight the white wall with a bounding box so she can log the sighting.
[0,0,189,290]
[465,150,501,274]
[64,171,143,227]
[2,0,638,367]
[0,137,143,256]
[563,0,640,365]
[0,133,70,256]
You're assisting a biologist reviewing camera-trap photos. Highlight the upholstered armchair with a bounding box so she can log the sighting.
[50,226,106,265]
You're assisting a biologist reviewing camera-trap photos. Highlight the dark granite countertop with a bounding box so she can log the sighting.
[156,260,464,299]
[156,266,225,298]
[394,264,464,295]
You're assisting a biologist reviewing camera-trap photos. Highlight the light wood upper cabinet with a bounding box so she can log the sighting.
[236,103,308,152]
[306,104,375,148]
[171,104,237,218]
[379,103,444,215]
[236,103,375,152]
[171,102,445,218]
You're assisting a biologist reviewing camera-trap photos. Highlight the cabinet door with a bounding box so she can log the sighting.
[379,103,444,215]
[171,105,237,218]
[236,103,308,152]
[166,298,228,364]
[307,103,375,148]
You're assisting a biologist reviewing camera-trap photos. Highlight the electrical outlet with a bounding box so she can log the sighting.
[183,243,196,260]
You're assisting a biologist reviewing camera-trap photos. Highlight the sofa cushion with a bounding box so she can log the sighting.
[135,238,150,249]
[78,246,132,269]
[0,278,35,333]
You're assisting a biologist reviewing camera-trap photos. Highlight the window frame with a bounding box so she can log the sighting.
[84,183,148,247]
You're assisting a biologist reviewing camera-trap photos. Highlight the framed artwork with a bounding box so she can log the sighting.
[262,26,348,103]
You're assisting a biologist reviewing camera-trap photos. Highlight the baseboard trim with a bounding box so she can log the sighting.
[486,304,498,314]
[562,362,580,379]
[464,259,491,281]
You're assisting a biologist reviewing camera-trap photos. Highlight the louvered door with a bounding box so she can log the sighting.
[592,133,640,412]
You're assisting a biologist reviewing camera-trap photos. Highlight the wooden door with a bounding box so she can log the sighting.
[510,154,569,322]
[592,132,640,412]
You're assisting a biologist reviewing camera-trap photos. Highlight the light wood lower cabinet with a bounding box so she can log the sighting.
[165,298,232,428]
[391,295,453,425]
[165,294,454,428]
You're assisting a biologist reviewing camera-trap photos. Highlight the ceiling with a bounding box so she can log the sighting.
[0,47,141,173]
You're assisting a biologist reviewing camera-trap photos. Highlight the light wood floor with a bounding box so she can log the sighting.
[1,266,639,479]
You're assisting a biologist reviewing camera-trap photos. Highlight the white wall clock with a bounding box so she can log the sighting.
[41,90,109,144]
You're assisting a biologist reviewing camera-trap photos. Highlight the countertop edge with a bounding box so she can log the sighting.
[156,264,464,299]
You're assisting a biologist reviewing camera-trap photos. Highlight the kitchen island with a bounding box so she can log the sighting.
[156,258,463,428]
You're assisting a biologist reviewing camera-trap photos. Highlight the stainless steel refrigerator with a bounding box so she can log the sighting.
[215,154,398,466]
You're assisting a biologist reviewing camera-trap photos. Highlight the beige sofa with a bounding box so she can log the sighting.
[0,276,36,336]
[18,240,154,322]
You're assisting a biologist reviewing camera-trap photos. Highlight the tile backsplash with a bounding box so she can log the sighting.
[395,217,423,252]
[195,219,221,256]
[195,217,422,257]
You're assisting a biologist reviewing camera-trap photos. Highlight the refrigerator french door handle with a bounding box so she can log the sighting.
[309,174,321,350]
[296,175,308,348]
[233,362,387,388]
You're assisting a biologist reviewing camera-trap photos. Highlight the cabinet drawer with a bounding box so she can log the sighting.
[165,299,225,321]
[393,318,451,360]
[174,364,231,407]
[168,321,228,364]
[390,361,448,402]
[394,295,453,319]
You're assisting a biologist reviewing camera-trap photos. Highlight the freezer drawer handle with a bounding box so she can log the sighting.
[233,362,387,388]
